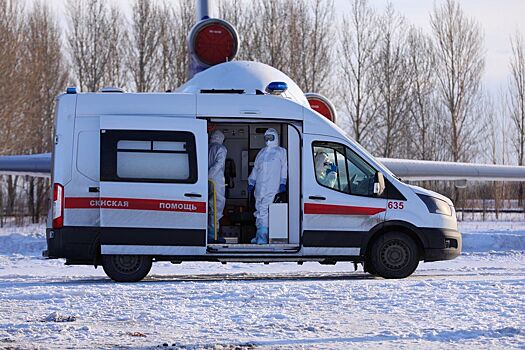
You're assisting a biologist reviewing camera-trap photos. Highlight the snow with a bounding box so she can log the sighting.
[461,220,525,252]
[0,222,524,349]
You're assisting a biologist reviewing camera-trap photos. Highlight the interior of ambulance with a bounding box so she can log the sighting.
[206,120,301,249]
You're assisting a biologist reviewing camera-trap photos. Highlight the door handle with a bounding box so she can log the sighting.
[89,187,100,193]
[184,193,202,198]
[309,195,326,200]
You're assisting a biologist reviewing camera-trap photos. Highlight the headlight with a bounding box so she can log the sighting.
[417,194,452,216]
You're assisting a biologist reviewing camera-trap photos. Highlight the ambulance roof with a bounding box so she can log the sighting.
[177,61,310,108]
[66,60,342,138]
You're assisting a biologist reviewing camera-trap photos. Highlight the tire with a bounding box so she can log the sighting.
[102,255,152,282]
[369,232,419,279]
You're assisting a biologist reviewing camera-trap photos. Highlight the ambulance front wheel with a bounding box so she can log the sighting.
[102,254,152,282]
[369,232,419,279]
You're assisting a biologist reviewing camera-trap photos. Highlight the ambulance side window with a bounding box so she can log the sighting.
[312,144,345,192]
[312,141,376,196]
[100,130,197,183]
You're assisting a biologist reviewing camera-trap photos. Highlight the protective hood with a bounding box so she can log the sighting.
[264,128,279,147]
[210,129,225,144]
[314,152,330,174]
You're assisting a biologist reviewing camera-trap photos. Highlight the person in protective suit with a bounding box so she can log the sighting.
[314,152,337,188]
[208,130,227,243]
[247,128,287,244]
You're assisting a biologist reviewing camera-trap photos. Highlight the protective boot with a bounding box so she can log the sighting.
[258,226,269,244]
[251,226,269,244]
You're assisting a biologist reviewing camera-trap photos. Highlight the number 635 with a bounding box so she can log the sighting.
[388,201,404,209]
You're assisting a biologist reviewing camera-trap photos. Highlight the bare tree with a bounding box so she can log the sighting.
[374,5,412,158]
[160,0,195,90]
[219,0,334,94]
[430,0,484,163]
[287,1,310,89]
[23,3,68,152]
[406,28,446,161]
[481,93,503,217]
[66,0,117,92]
[257,1,291,70]
[0,0,25,155]
[158,3,173,92]
[104,6,128,89]
[127,0,164,92]
[477,94,495,163]
[338,0,380,149]
[0,0,25,219]
[219,0,260,61]
[509,31,525,167]
[22,2,68,222]
[291,0,334,94]
[508,31,525,205]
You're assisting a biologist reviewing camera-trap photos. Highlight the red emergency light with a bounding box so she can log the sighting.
[305,93,337,123]
[190,19,238,67]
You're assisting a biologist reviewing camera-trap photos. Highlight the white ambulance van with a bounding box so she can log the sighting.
[45,62,461,282]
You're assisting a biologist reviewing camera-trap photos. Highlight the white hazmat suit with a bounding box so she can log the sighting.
[208,130,227,242]
[248,128,287,244]
[315,152,337,189]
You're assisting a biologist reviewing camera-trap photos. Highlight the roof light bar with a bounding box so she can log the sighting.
[266,81,288,95]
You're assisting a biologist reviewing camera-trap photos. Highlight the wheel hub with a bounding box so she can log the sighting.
[381,240,410,270]
[113,255,141,274]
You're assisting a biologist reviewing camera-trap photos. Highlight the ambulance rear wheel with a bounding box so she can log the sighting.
[102,255,152,282]
[370,232,419,279]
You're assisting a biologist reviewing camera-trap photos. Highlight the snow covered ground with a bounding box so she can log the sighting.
[0,222,523,349]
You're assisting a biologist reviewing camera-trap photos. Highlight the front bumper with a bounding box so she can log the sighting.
[420,227,462,262]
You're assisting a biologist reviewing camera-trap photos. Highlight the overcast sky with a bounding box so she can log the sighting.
[47,0,524,94]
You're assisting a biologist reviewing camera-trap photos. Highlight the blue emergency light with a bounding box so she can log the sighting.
[266,81,288,95]
[66,87,77,94]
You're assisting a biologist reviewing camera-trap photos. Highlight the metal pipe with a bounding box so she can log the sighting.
[197,0,210,20]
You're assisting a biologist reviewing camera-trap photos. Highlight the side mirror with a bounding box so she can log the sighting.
[373,172,385,196]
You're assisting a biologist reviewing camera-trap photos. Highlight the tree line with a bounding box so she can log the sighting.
[1,0,524,224]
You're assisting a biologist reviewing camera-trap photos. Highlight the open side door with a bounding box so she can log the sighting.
[98,116,208,256]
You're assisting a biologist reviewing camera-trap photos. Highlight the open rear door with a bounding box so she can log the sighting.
[98,116,208,256]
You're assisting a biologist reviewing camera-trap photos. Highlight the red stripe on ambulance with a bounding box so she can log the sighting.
[65,197,206,213]
[304,203,385,216]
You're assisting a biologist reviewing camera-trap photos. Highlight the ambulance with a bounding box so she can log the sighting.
[44,60,461,282]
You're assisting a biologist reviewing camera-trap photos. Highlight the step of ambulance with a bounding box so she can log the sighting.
[207,243,299,253]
